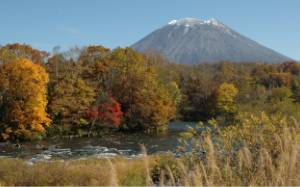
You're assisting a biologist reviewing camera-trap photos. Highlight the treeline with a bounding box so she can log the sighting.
[0,43,299,141]
[177,60,300,121]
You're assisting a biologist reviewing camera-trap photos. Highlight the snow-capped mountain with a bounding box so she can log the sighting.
[131,18,291,64]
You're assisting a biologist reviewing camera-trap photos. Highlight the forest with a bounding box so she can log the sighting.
[0,43,300,141]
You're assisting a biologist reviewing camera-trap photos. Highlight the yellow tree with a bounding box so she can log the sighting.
[0,58,50,141]
[215,82,238,118]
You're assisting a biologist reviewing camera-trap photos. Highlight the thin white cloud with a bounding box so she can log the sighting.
[56,25,80,35]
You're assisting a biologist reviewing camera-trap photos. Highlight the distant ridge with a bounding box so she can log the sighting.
[132,18,291,64]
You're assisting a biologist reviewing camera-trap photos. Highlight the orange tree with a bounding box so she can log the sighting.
[0,58,50,141]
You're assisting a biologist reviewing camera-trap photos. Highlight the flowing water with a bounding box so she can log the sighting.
[0,122,197,162]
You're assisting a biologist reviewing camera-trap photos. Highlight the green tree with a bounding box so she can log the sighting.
[291,79,300,102]
[180,73,216,121]
[48,73,96,135]
[268,87,293,103]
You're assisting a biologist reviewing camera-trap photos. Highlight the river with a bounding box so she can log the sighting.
[0,122,197,162]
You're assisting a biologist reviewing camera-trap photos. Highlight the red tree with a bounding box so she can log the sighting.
[87,96,123,128]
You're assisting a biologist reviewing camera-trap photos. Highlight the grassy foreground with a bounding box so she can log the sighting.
[0,142,299,186]
[1,113,300,186]
[0,144,299,186]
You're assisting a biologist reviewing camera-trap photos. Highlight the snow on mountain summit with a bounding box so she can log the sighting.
[168,18,233,36]
[168,18,224,27]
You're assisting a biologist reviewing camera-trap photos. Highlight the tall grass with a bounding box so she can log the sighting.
[0,112,299,186]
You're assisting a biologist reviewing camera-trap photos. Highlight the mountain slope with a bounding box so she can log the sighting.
[131,18,291,64]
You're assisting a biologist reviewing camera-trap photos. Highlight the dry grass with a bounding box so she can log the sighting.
[0,157,149,186]
[152,130,300,186]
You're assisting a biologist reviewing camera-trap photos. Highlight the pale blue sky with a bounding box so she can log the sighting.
[0,0,299,60]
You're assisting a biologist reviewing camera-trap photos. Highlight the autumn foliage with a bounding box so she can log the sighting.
[87,96,123,127]
[108,48,177,131]
[215,82,239,115]
[0,58,50,140]
[47,73,96,134]
[0,43,48,64]
[2,43,300,141]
